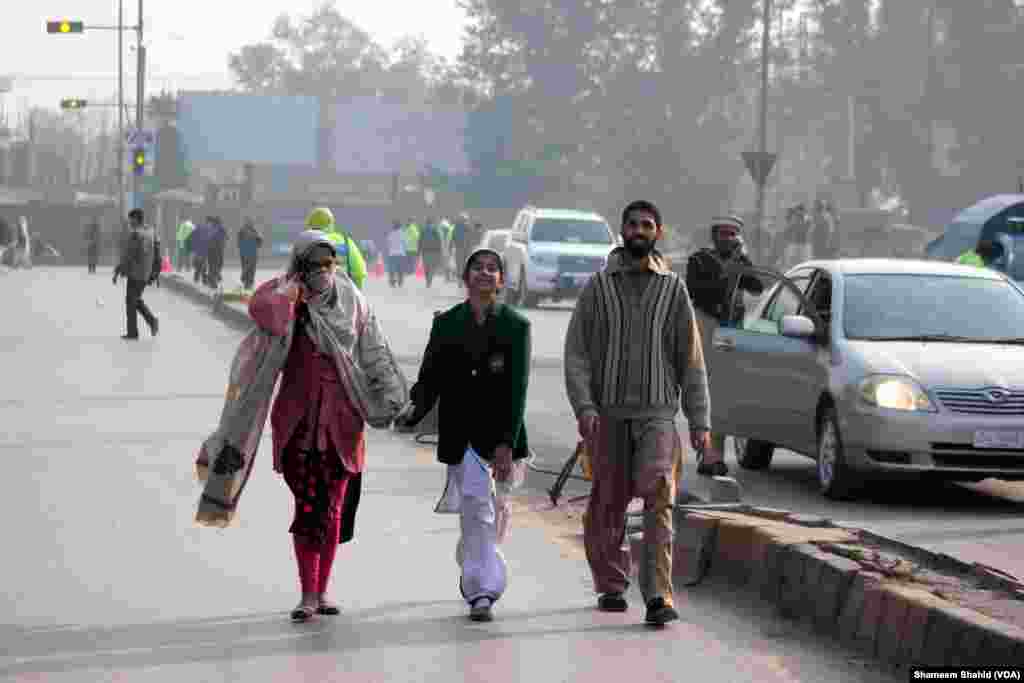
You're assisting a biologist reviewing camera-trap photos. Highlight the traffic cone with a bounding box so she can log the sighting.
[415,256,425,279]
[161,255,172,273]
[373,255,385,278]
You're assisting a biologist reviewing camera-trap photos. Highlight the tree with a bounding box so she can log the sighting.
[228,3,388,98]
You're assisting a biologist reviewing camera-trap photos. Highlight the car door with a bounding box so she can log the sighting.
[710,268,821,449]
[506,217,527,289]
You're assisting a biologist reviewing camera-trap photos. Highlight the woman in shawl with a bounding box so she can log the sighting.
[247,230,406,621]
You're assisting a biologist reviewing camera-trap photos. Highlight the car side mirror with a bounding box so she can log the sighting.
[780,314,816,338]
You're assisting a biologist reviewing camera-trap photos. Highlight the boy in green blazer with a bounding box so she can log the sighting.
[397,248,532,622]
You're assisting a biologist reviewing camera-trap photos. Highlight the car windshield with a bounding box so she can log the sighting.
[531,218,612,244]
[487,233,509,251]
[843,274,1024,341]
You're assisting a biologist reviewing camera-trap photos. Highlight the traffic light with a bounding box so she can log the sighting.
[60,98,87,111]
[132,147,146,176]
[46,20,84,34]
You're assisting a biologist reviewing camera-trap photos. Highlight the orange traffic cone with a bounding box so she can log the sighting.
[161,255,172,273]
[373,255,385,278]
[415,256,425,279]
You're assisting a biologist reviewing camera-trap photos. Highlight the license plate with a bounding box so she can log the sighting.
[972,430,1024,449]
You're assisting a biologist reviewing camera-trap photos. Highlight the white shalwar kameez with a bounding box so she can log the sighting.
[435,446,525,605]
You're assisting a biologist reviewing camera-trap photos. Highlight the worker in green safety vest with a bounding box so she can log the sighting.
[305,207,367,289]
[956,239,1002,270]
[401,219,420,277]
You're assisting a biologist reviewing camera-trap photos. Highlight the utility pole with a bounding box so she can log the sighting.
[755,0,772,263]
[117,0,125,228]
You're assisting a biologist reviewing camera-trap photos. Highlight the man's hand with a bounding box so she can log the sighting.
[578,413,599,440]
[493,444,513,482]
[690,428,711,453]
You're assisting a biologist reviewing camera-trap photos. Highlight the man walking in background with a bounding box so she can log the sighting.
[113,209,159,340]
[686,215,763,475]
[85,218,101,274]
[237,217,264,291]
[418,218,445,288]
[206,217,227,289]
[387,220,406,288]
[176,215,195,273]
[191,217,212,285]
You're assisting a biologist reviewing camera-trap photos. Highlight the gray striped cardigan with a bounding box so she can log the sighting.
[564,248,711,429]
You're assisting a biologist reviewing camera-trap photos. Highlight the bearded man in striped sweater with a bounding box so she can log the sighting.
[564,200,712,626]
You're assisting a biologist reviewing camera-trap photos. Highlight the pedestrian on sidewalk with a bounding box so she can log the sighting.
[84,218,101,274]
[307,208,367,290]
[387,220,405,288]
[113,208,159,340]
[685,214,763,475]
[402,219,420,279]
[191,217,213,285]
[176,216,195,273]
[564,200,711,626]
[418,218,445,288]
[237,217,263,290]
[396,247,532,623]
[206,217,227,289]
[212,230,408,622]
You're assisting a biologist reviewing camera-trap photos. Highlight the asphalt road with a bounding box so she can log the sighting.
[192,265,1024,582]
[0,266,897,682]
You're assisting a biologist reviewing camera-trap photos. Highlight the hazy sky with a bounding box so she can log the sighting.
[0,0,467,121]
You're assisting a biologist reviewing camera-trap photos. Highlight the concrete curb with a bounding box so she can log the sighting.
[630,507,1024,671]
[160,274,566,369]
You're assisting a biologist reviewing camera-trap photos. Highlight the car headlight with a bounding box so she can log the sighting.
[858,375,936,412]
[530,252,558,268]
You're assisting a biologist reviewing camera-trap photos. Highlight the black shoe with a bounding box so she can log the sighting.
[121,334,139,341]
[597,593,629,612]
[645,598,679,626]
[149,318,159,337]
[696,457,729,477]
[469,597,493,622]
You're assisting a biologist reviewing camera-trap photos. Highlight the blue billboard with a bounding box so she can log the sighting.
[330,98,470,175]
[177,93,319,166]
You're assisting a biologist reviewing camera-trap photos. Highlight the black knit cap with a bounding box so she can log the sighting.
[462,247,505,281]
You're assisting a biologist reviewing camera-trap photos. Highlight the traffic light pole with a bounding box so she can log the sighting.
[133,0,144,208]
[117,0,124,229]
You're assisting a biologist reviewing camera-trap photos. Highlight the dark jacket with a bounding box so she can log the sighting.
[686,247,763,320]
[237,224,263,260]
[117,226,155,282]
[419,223,444,254]
[409,301,531,465]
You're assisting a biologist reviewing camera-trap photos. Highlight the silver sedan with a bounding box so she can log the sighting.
[707,259,1024,500]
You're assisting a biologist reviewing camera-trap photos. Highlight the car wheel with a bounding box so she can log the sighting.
[817,406,860,500]
[735,436,774,470]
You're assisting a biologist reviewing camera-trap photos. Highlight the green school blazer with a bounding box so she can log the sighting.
[409,301,531,465]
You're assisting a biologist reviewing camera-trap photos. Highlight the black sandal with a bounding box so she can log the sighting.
[290,605,315,622]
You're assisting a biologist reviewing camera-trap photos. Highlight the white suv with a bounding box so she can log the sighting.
[503,207,618,307]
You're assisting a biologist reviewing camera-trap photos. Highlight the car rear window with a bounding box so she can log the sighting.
[531,219,612,244]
